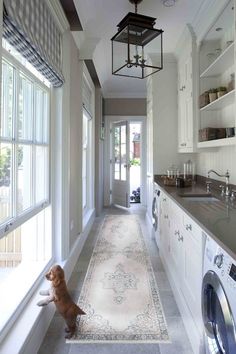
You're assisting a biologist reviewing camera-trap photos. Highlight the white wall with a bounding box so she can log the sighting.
[197,146,236,184]
[151,54,196,175]
[69,37,83,249]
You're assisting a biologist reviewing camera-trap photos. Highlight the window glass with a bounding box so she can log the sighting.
[17,145,32,213]
[1,61,14,138]
[35,146,48,204]
[18,74,33,141]
[0,143,12,223]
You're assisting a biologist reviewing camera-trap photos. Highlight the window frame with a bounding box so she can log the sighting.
[0,48,51,240]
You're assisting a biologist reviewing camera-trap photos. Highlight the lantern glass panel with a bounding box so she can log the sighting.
[112,24,163,78]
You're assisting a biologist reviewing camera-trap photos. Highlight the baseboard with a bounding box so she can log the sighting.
[160,251,205,354]
[0,210,96,354]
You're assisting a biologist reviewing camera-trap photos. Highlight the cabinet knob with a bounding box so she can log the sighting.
[185,224,192,231]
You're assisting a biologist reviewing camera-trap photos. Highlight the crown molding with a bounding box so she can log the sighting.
[47,0,70,33]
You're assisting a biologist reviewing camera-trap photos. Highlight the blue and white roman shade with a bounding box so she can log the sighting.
[3,0,64,87]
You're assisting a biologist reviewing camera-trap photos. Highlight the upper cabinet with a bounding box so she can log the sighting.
[176,25,197,153]
[198,0,236,148]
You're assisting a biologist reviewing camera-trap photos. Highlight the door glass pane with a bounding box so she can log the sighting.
[18,74,33,140]
[114,126,120,180]
[17,145,32,213]
[0,143,12,222]
[35,146,47,203]
[121,142,126,181]
[121,125,127,181]
[1,61,14,138]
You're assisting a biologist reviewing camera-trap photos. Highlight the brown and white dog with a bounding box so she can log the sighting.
[37,265,85,339]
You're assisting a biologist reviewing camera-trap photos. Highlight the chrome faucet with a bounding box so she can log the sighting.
[207,169,230,197]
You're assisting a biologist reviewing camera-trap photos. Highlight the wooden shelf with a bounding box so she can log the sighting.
[197,137,236,148]
[200,42,234,78]
[200,90,235,111]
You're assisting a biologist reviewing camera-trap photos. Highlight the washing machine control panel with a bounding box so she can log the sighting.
[214,253,224,268]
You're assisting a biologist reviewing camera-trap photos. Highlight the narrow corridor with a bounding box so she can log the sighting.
[38,206,193,354]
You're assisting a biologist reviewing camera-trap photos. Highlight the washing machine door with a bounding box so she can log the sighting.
[152,197,157,231]
[202,271,236,354]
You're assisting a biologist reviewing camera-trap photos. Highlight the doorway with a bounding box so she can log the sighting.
[129,123,141,205]
[105,117,146,209]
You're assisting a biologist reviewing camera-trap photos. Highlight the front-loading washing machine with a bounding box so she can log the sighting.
[152,183,161,246]
[202,235,236,353]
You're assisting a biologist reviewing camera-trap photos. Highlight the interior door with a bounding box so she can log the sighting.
[112,121,130,208]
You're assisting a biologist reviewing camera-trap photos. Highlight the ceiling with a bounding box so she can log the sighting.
[73,0,206,98]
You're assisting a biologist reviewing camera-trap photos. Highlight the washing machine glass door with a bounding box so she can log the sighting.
[202,271,236,354]
[152,197,158,231]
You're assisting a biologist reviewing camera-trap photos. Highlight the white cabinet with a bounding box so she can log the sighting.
[177,25,196,153]
[159,194,170,258]
[198,0,235,149]
[158,188,204,353]
[182,214,204,332]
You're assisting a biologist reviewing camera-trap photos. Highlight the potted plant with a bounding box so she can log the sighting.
[208,88,217,103]
[217,86,227,98]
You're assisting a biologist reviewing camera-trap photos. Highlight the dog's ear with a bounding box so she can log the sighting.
[55,265,65,279]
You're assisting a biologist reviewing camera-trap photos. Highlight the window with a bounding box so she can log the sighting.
[0,44,51,335]
[82,71,94,221]
[82,109,92,213]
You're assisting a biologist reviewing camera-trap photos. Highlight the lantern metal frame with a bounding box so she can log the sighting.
[111,2,164,79]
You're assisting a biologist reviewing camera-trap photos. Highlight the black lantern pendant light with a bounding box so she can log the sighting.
[111,0,163,79]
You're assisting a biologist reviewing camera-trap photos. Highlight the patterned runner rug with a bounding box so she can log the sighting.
[67,214,170,343]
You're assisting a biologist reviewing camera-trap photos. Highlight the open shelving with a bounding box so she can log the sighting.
[197,136,236,148]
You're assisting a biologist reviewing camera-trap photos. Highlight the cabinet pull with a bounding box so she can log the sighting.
[174,230,180,236]
[180,143,187,147]
[185,224,192,231]
[178,234,184,242]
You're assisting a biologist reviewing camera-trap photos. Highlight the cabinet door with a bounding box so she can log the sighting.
[169,208,184,280]
[178,49,194,152]
[182,224,203,332]
[159,194,170,259]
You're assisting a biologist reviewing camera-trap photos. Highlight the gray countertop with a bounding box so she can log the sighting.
[154,175,236,261]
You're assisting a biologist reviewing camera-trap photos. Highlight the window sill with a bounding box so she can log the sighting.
[0,259,52,343]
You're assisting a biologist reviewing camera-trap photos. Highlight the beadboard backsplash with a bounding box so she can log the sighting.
[196,146,236,184]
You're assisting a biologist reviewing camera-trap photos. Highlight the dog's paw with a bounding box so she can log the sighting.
[39,290,50,296]
[65,332,74,339]
[37,300,48,306]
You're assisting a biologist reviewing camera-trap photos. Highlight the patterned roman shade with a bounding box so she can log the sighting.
[3,0,64,87]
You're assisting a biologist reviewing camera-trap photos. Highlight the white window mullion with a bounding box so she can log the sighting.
[12,67,19,219]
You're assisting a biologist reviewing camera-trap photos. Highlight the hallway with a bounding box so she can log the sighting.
[38,206,193,354]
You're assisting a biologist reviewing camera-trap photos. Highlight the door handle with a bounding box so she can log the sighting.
[124,163,130,169]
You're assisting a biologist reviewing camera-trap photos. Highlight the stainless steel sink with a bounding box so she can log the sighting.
[181,196,220,202]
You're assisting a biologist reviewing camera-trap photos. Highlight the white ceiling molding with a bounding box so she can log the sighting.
[47,0,70,33]
[191,0,229,45]
[104,91,146,99]
[72,32,100,60]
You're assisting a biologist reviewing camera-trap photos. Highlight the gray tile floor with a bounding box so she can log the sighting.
[38,206,193,354]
